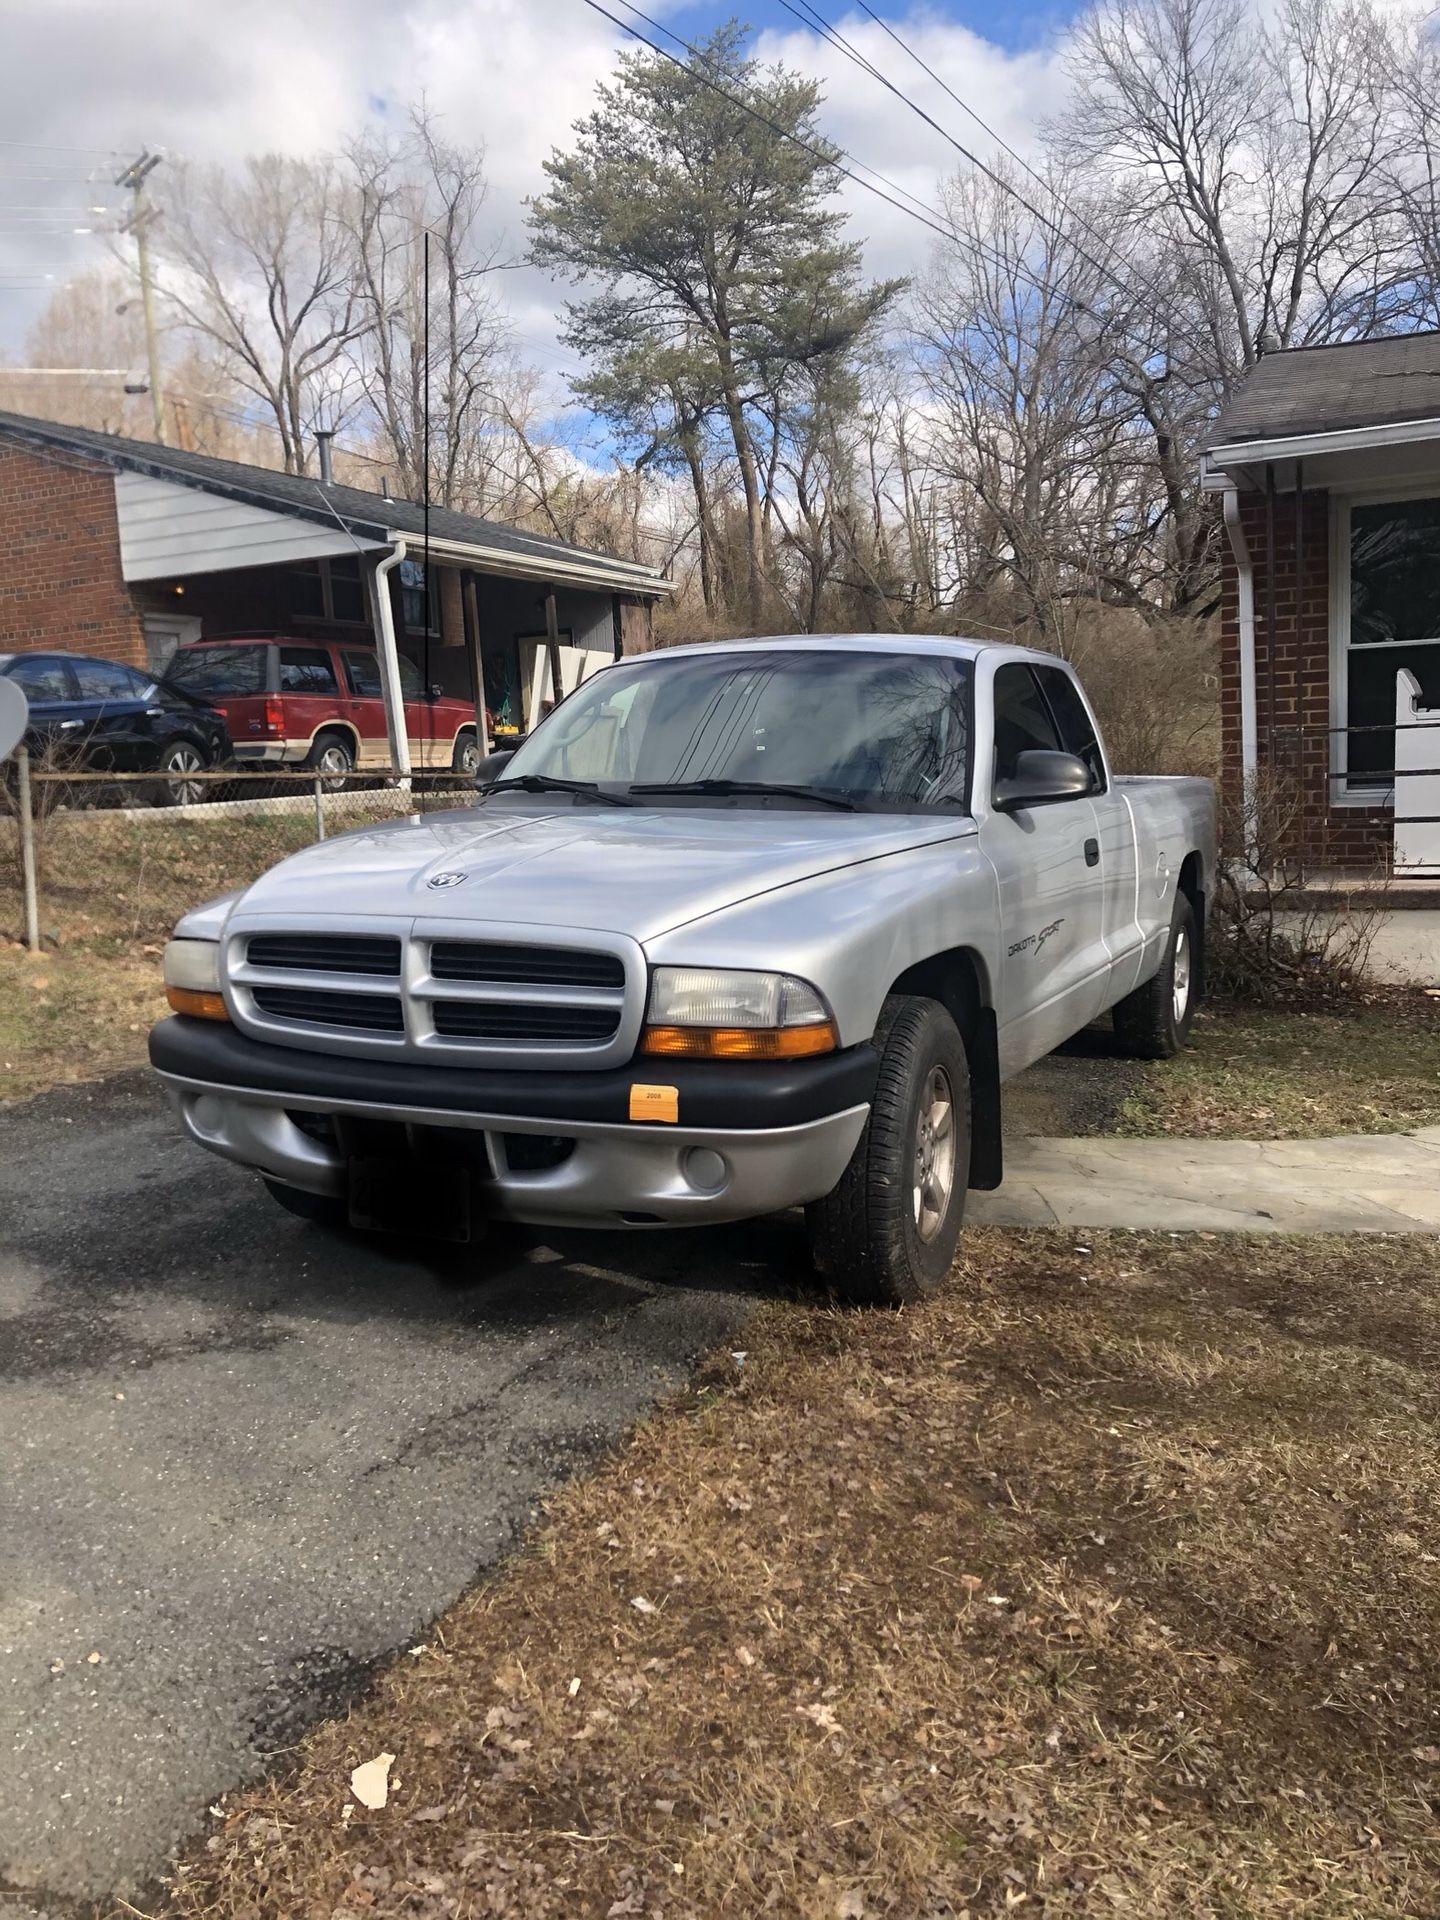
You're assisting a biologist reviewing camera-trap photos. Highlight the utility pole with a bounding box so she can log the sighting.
[115,152,165,445]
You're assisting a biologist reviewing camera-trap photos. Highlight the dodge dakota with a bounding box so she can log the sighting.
[149,635,1217,1303]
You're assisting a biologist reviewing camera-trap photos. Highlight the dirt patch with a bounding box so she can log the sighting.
[142,1230,1440,1919]
[1117,989,1440,1138]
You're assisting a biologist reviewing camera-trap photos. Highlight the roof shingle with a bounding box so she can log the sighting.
[0,408,667,594]
[1208,332,1440,448]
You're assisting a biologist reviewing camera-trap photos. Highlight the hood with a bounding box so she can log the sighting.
[230,800,976,943]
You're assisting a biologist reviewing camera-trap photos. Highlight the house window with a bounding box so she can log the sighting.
[398,558,437,634]
[1339,496,1440,791]
[285,557,371,628]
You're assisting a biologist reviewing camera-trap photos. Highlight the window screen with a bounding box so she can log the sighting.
[278,647,338,695]
[329,557,368,624]
[286,563,326,621]
[992,664,1061,782]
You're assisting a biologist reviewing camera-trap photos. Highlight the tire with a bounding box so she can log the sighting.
[805,995,970,1307]
[452,730,480,778]
[305,731,355,792]
[262,1178,348,1228]
[153,738,208,808]
[1111,893,1199,1059]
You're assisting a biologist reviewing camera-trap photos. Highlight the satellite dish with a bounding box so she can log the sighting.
[0,676,29,763]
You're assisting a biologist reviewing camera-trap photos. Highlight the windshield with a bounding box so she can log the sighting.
[165,645,268,697]
[500,649,973,811]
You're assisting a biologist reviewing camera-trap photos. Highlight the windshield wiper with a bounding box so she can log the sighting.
[629,778,862,812]
[481,772,639,807]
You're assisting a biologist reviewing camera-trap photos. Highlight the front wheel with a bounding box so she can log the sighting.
[805,995,970,1307]
[1111,894,1199,1059]
[452,730,480,778]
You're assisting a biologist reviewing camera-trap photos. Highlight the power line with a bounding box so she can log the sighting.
[780,0,1220,367]
[578,0,1125,336]
[0,137,120,156]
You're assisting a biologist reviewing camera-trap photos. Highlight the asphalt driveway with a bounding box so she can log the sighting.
[0,1072,768,1907]
[0,1034,1139,1910]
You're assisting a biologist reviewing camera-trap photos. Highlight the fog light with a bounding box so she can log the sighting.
[683,1147,728,1193]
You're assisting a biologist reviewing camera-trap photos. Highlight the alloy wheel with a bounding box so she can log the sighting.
[912,1064,957,1243]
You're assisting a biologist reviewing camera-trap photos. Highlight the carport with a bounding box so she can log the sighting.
[0,409,673,775]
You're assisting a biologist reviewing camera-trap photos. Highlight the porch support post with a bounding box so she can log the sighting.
[368,541,412,781]
[543,585,563,715]
[462,570,490,757]
[1223,487,1258,804]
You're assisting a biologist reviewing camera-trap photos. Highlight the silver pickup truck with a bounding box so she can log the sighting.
[150,636,1216,1303]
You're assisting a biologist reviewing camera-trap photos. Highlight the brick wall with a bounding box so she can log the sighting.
[1219,486,1390,868]
[0,443,145,667]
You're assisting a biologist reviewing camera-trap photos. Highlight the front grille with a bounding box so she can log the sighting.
[233,925,633,1062]
[248,933,401,977]
[430,940,625,990]
[431,1001,620,1042]
[253,986,404,1033]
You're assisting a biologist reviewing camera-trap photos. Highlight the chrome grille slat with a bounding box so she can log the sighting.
[431,1002,620,1042]
[430,940,624,989]
[252,985,405,1033]
[226,921,644,1068]
[246,933,400,976]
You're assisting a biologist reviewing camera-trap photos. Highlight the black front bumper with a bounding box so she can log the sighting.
[148,1017,879,1130]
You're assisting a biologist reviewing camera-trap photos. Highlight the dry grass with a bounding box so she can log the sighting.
[1118,992,1440,1139]
[142,1230,1440,1919]
[0,946,163,1104]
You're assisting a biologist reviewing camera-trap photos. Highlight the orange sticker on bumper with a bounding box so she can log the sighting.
[629,1082,679,1123]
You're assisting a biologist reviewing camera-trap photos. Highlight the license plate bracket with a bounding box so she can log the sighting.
[347,1156,477,1242]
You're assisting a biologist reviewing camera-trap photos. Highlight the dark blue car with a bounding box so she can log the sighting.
[0,650,231,806]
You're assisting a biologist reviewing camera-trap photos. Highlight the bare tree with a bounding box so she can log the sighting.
[347,110,513,509]
[156,154,368,472]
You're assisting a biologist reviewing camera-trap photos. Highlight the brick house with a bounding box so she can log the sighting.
[1203,334,1440,878]
[0,408,671,772]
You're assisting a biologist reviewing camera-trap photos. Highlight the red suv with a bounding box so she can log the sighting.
[164,636,481,779]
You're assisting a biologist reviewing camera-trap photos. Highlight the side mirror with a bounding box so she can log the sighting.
[428,683,444,700]
[474,747,516,787]
[994,748,1092,811]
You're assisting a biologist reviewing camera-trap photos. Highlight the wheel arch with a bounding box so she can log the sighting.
[883,945,1003,1192]
[305,721,361,759]
[1177,850,1206,1001]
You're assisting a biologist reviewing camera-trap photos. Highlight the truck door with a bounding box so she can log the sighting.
[983,661,1109,1076]
[1031,663,1144,997]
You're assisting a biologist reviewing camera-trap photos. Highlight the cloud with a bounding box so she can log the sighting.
[0,0,1068,375]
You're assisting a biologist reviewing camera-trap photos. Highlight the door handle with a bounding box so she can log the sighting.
[1084,837,1100,867]
[58,719,83,730]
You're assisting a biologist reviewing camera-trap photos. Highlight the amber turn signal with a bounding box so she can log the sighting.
[166,986,230,1021]
[639,1022,837,1060]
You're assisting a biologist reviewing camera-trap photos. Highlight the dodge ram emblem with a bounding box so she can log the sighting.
[427,871,469,890]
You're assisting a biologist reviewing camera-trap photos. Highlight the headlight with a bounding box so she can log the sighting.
[163,938,228,1021]
[641,967,837,1059]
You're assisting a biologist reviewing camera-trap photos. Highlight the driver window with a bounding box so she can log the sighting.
[992,664,1061,784]
[551,675,654,781]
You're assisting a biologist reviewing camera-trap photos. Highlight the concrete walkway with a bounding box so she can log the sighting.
[970,1125,1440,1234]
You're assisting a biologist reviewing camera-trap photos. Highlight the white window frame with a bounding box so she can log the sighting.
[1330,482,1440,808]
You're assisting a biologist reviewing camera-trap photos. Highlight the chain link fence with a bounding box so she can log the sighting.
[1,758,479,958]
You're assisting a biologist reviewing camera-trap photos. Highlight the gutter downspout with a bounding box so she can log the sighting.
[369,540,412,782]
[1222,487,1258,810]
